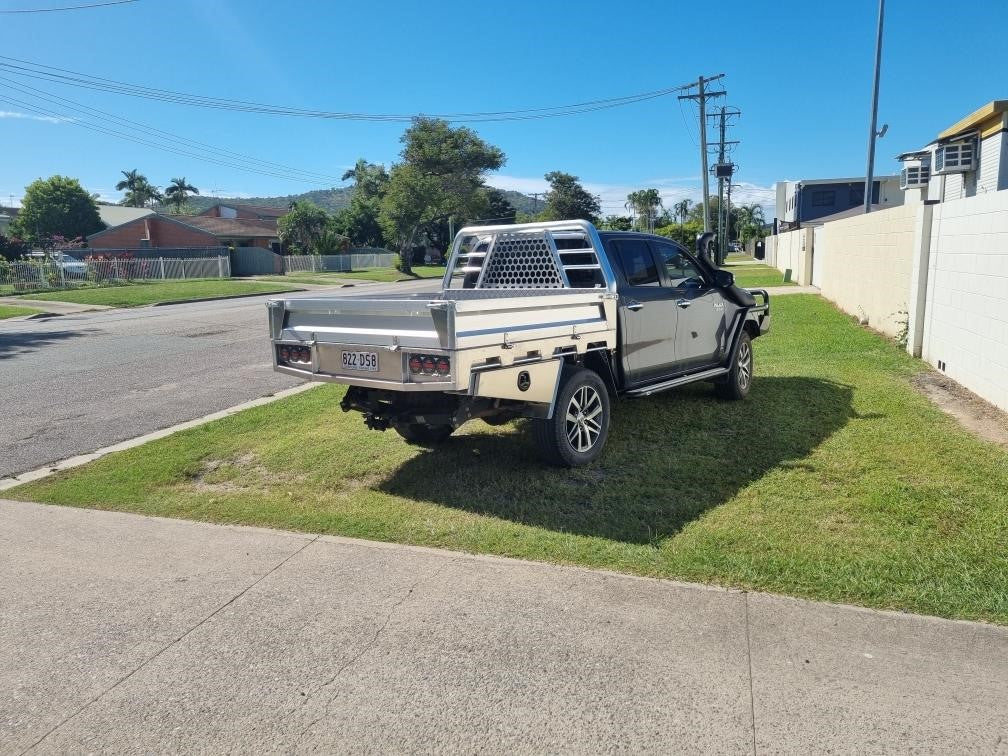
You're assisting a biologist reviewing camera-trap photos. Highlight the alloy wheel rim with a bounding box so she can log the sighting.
[565,385,603,453]
[738,342,752,390]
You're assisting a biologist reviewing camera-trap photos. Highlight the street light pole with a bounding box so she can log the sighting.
[863,0,885,214]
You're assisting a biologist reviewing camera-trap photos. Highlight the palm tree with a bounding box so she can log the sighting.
[127,178,162,209]
[673,199,691,226]
[165,177,199,212]
[735,203,767,246]
[115,169,145,207]
[626,189,663,233]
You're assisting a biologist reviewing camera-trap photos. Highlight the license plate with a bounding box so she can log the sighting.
[341,350,379,372]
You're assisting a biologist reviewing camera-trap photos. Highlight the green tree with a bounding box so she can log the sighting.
[137,178,163,209]
[165,177,199,212]
[277,201,331,254]
[687,196,734,235]
[481,187,516,224]
[599,215,632,231]
[655,219,704,249]
[314,223,351,255]
[625,188,663,232]
[115,169,148,207]
[672,198,691,225]
[336,159,389,248]
[10,175,104,244]
[735,203,767,245]
[541,171,600,223]
[379,117,505,273]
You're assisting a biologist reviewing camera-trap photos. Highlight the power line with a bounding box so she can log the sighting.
[0,56,695,122]
[0,93,336,187]
[0,77,346,184]
[0,0,138,13]
[677,97,699,147]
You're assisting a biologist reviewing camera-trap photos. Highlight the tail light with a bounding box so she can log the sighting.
[278,345,310,364]
[407,354,450,379]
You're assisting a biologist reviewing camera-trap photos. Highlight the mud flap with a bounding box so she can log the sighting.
[471,359,564,417]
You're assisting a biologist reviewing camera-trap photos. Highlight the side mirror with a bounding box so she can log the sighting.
[713,269,735,288]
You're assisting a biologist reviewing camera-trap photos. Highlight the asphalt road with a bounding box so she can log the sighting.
[0,279,439,479]
[3,499,1005,754]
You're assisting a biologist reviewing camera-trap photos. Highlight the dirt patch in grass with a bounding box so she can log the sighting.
[912,372,1008,446]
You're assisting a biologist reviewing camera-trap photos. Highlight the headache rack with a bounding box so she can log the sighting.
[443,220,618,293]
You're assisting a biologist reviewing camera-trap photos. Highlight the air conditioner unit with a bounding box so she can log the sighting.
[900,163,931,190]
[934,139,976,174]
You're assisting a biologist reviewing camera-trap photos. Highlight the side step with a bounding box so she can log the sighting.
[625,366,729,397]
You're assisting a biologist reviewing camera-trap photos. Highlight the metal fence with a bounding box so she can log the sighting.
[0,256,231,294]
[282,252,398,274]
[80,246,229,260]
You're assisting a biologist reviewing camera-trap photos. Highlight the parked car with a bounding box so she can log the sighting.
[58,257,88,278]
[266,220,770,466]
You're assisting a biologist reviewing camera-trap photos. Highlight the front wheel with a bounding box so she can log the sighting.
[532,367,611,467]
[716,331,753,400]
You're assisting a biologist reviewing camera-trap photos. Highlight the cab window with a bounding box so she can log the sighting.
[611,239,659,287]
[652,242,706,288]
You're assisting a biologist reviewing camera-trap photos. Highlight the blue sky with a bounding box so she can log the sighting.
[1,0,1006,219]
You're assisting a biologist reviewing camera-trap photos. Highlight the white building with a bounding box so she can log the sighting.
[897,100,1008,203]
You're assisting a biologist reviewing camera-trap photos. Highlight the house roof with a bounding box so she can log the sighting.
[896,150,932,162]
[86,212,216,242]
[98,205,154,228]
[793,175,899,187]
[202,202,287,218]
[938,100,1008,141]
[86,212,279,242]
[175,215,278,238]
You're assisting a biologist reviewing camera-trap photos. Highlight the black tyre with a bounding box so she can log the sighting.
[394,423,454,446]
[716,331,753,400]
[532,367,611,467]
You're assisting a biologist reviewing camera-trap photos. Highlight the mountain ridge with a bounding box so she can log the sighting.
[180,187,541,216]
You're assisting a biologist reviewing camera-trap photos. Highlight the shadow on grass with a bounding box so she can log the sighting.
[380,376,857,545]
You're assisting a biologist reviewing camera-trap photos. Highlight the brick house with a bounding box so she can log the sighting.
[86,212,280,251]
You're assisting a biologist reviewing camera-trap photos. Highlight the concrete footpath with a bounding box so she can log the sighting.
[1,500,1005,754]
[0,297,111,316]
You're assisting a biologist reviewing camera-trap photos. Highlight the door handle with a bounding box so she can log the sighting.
[676,299,691,309]
[625,300,644,311]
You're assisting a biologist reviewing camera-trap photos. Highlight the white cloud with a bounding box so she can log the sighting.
[0,110,75,124]
[488,173,777,217]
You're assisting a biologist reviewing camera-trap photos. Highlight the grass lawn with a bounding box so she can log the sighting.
[10,294,1008,623]
[336,265,445,282]
[0,305,42,319]
[255,272,360,287]
[16,279,298,308]
[727,263,797,288]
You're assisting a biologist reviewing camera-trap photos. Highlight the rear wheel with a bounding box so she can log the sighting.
[394,423,454,446]
[532,367,610,467]
[716,331,753,400]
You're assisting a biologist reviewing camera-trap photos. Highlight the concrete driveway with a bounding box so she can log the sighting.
[0,279,439,479]
[2,499,1005,754]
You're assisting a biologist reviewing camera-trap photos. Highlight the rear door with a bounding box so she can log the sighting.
[607,238,679,385]
[651,240,731,370]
